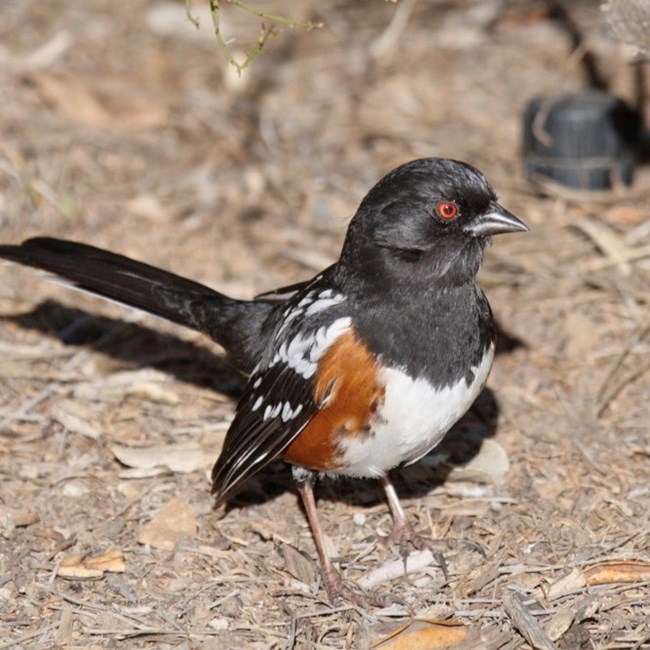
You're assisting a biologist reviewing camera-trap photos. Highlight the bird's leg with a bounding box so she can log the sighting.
[380,474,449,577]
[293,467,368,604]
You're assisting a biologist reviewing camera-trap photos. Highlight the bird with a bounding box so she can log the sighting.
[0,158,527,603]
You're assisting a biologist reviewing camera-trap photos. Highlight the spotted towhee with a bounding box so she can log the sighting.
[0,158,527,602]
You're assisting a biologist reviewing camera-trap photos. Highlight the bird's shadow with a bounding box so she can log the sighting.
[2,300,246,396]
[3,301,524,511]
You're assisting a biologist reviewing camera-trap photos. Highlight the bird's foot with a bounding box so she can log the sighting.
[388,518,451,579]
[321,564,404,608]
[388,521,485,582]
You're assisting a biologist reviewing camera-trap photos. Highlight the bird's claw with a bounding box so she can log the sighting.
[388,520,485,580]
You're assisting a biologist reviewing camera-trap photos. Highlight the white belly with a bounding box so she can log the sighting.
[338,344,494,478]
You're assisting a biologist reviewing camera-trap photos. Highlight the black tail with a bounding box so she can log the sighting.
[0,237,273,373]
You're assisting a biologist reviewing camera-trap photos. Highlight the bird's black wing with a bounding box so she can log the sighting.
[254,264,336,302]
[211,363,318,504]
[211,280,350,504]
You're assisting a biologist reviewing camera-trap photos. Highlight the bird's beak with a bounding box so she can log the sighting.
[464,203,529,237]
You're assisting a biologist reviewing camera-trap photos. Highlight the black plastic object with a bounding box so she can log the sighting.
[523,90,642,190]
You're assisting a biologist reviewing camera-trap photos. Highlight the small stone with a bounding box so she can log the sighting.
[62,481,90,497]
[208,617,229,631]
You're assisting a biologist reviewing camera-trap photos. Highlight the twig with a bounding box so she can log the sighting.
[0,624,58,649]
[370,0,418,60]
[578,242,650,272]
[597,357,650,418]
[596,320,649,398]
[0,383,61,433]
[573,217,633,276]
[195,0,322,75]
[184,0,200,29]
[221,0,320,29]
[596,320,650,417]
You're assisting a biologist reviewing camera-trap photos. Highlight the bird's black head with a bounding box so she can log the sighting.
[337,158,527,290]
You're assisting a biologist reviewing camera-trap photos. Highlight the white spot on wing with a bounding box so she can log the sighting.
[263,402,284,420]
[281,402,294,422]
[272,316,352,379]
[275,307,303,338]
[276,290,345,339]
[252,395,263,411]
[304,293,345,316]
[298,294,315,308]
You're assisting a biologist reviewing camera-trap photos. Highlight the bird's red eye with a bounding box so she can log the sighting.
[436,201,459,220]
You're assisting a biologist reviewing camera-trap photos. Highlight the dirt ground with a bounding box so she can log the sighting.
[1,1,649,648]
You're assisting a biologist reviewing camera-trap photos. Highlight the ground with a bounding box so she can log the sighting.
[0,1,649,648]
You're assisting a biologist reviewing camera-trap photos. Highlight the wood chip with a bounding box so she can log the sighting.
[137,498,197,550]
[57,549,125,579]
[585,560,650,585]
[54,607,74,646]
[503,593,558,650]
[605,205,647,225]
[373,619,469,649]
[544,597,597,642]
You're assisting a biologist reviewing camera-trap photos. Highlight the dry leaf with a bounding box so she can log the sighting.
[438,501,490,517]
[51,403,102,440]
[540,567,587,601]
[137,498,196,550]
[359,550,442,591]
[281,543,317,586]
[447,439,510,485]
[12,510,40,528]
[57,549,125,579]
[110,441,217,473]
[373,619,468,649]
[563,311,602,359]
[605,205,646,225]
[585,560,650,585]
[544,607,576,642]
[73,369,178,402]
[126,194,169,222]
[27,72,167,130]
[125,382,180,404]
[84,549,126,572]
[117,466,172,480]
